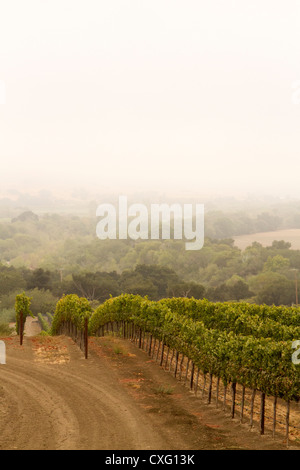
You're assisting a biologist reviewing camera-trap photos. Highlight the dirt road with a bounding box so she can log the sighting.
[0,335,295,450]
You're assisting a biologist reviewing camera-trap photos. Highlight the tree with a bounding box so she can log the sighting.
[133,264,179,298]
[72,272,121,302]
[228,280,253,301]
[251,272,295,306]
[25,288,58,315]
[12,211,39,224]
[271,240,292,250]
[206,283,230,302]
[167,282,206,299]
[0,265,26,295]
[27,268,53,291]
[263,255,290,273]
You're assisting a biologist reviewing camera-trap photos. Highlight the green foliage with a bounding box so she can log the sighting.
[250,272,295,306]
[51,294,92,335]
[72,271,121,301]
[0,265,26,296]
[89,294,300,401]
[15,293,33,334]
[0,308,15,323]
[26,288,57,315]
[37,313,50,333]
[0,322,14,336]
[160,297,300,341]
[0,288,58,316]
[27,269,52,290]
[154,385,174,395]
[39,330,50,337]
[46,312,53,324]
[2,210,300,306]
[263,255,290,273]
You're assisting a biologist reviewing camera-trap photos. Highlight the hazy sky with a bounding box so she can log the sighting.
[0,0,300,198]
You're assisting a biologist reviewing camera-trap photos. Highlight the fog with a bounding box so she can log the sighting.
[1,0,300,199]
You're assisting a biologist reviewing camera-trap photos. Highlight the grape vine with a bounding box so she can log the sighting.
[89,295,300,401]
[50,293,300,401]
[15,293,33,335]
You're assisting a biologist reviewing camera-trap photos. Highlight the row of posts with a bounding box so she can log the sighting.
[57,318,89,359]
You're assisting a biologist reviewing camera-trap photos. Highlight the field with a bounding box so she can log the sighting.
[3,294,300,451]
[234,229,300,250]
[0,333,294,450]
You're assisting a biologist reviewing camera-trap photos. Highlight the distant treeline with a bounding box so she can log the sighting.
[1,208,300,276]
[0,240,300,323]
[1,209,300,318]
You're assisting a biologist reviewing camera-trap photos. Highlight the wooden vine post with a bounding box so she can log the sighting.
[250,390,256,428]
[223,384,227,411]
[286,400,290,447]
[174,351,179,378]
[260,392,266,435]
[215,377,220,407]
[195,367,200,395]
[160,342,165,367]
[240,386,245,423]
[84,316,89,359]
[208,374,213,404]
[273,397,277,438]
[19,311,23,346]
[190,362,195,390]
[231,383,237,419]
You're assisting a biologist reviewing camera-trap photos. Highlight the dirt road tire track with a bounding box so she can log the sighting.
[0,339,172,450]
